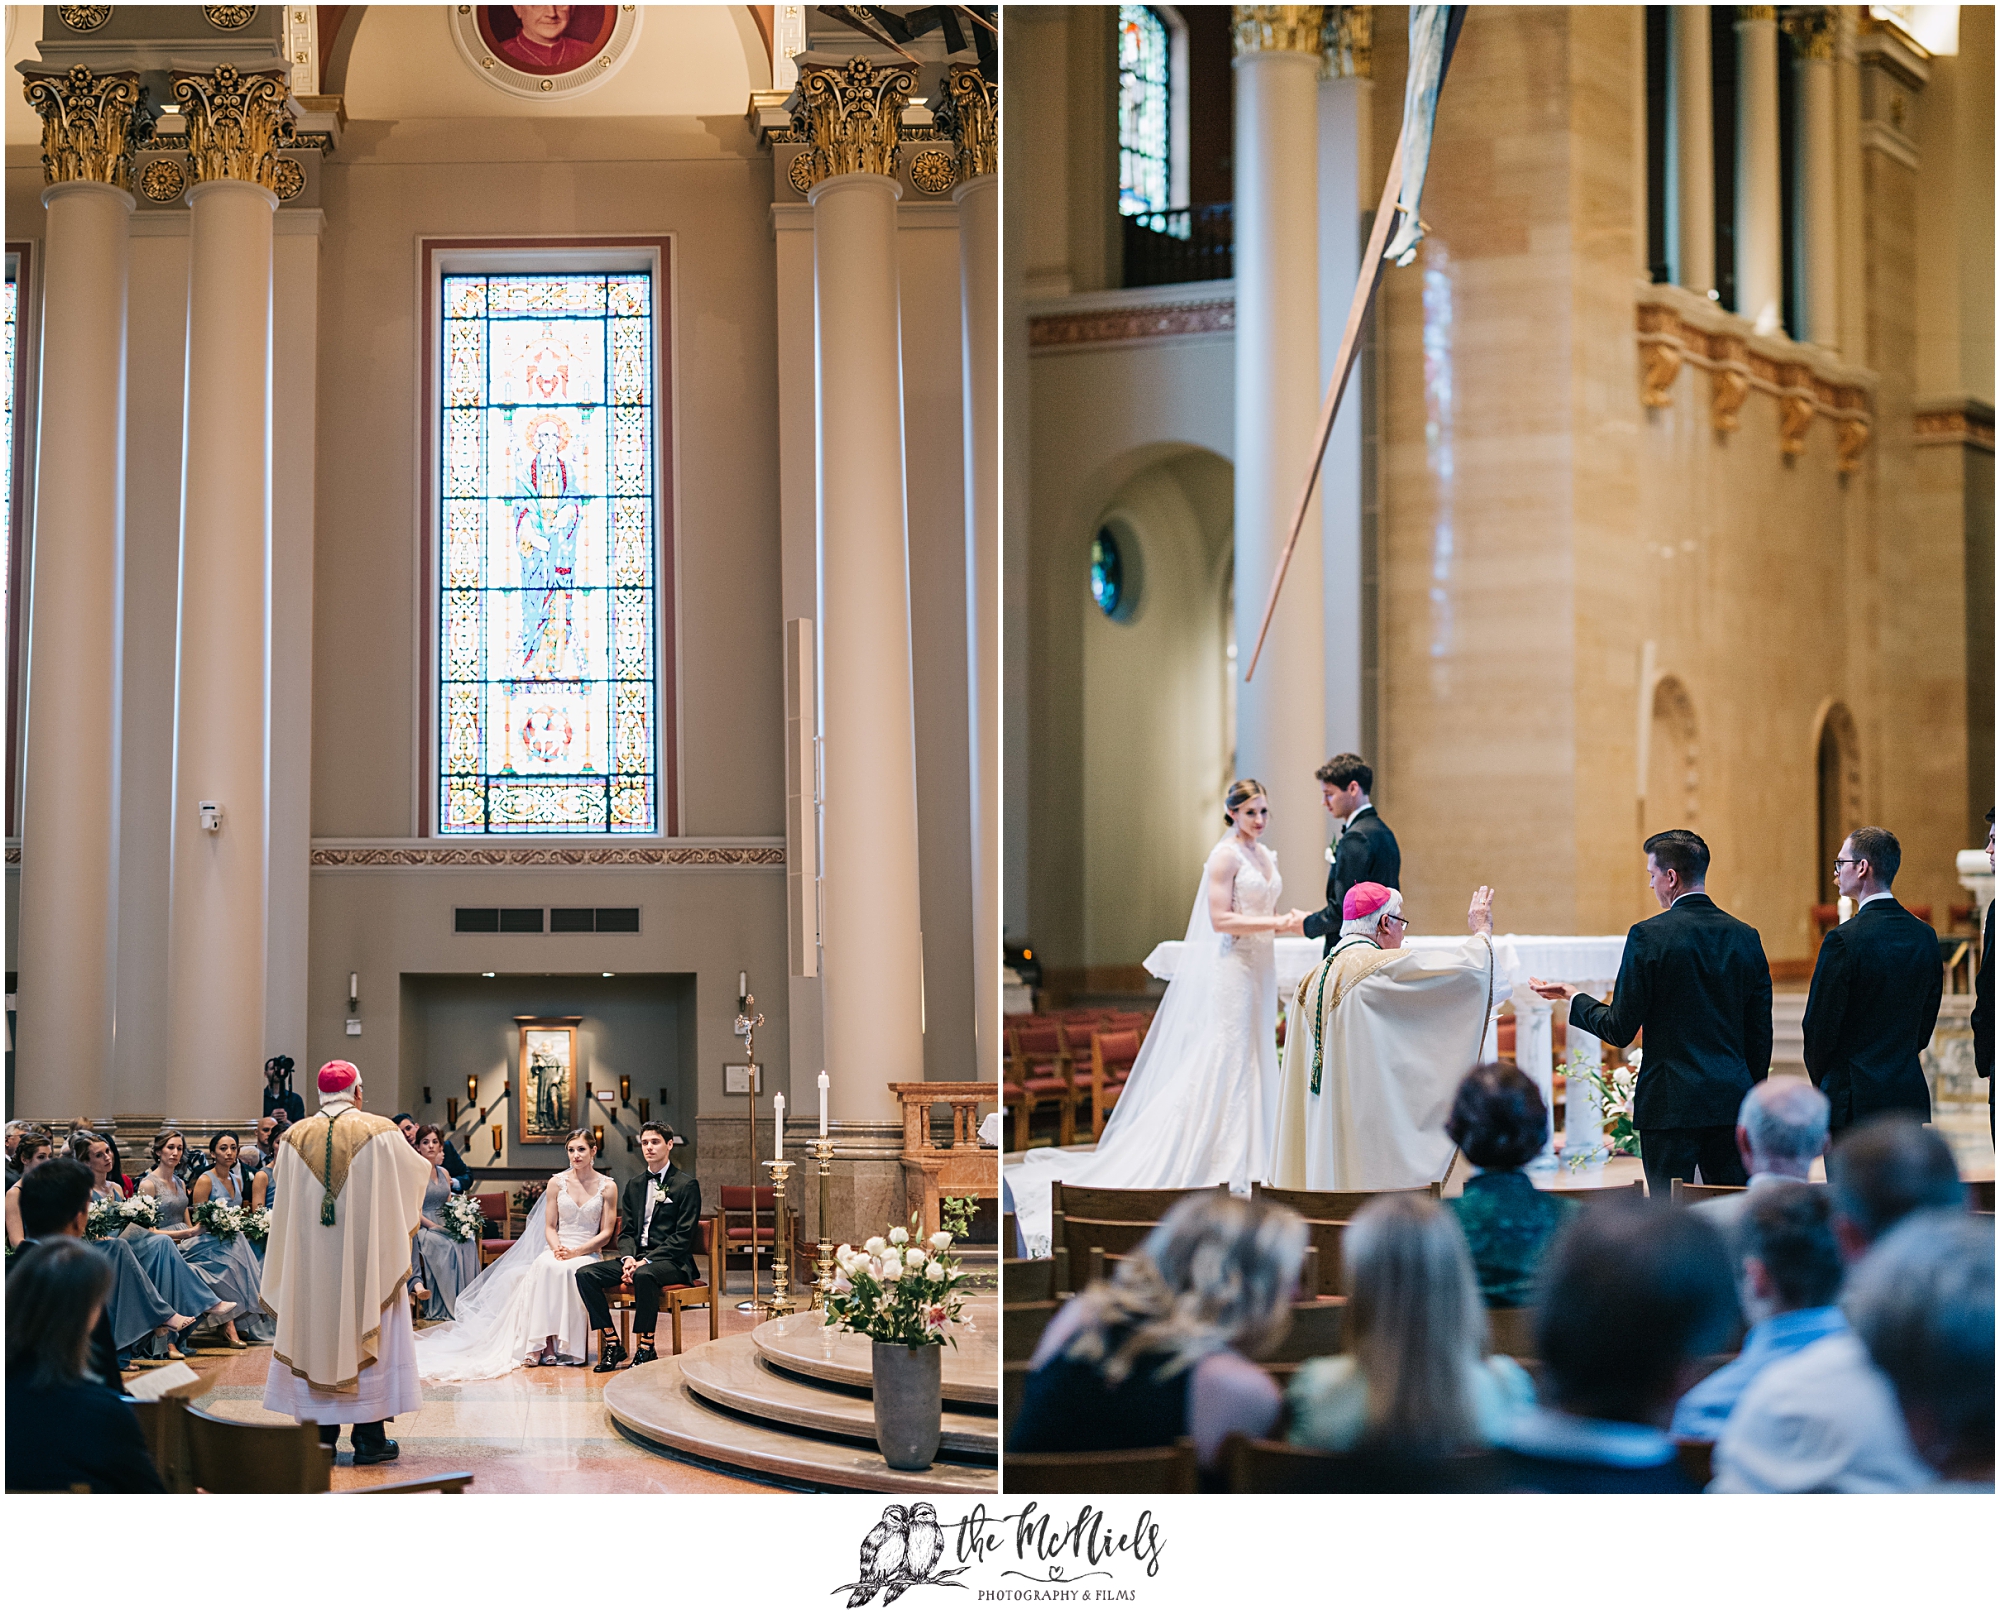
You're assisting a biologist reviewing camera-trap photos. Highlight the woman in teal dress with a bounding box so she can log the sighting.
[187,1132,275,1344]
[409,1125,479,1320]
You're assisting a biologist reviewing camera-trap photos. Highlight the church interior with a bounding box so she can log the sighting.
[5,3,998,1495]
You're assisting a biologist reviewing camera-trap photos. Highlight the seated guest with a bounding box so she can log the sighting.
[1493,1202,1738,1491]
[409,1124,479,1320]
[1672,1182,1846,1439]
[14,1160,133,1383]
[1844,1212,1993,1490]
[135,1132,263,1347]
[1008,1195,1304,1473]
[1443,1063,1575,1306]
[74,1130,230,1354]
[1288,1193,1533,1454]
[5,1131,55,1246]
[1693,1081,1830,1237]
[6,1237,165,1492]
[1712,1117,1967,1492]
[4,1124,38,1191]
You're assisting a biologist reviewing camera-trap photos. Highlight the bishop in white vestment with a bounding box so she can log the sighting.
[1271,883,1498,1191]
[261,1060,434,1460]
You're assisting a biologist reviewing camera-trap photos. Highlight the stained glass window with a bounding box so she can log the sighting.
[1118,6,1170,215]
[438,271,657,834]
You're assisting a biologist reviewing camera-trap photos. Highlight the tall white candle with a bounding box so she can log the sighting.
[773,1091,785,1159]
[818,1069,829,1136]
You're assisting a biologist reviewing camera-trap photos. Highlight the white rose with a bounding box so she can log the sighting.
[924,1261,945,1281]
[881,1266,900,1285]
[835,1243,854,1263]
[929,1231,952,1251]
[889,1227,909,1246]
[864,1236,886,1256]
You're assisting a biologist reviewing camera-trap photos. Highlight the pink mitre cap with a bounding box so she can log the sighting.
[1343,882,1396,921]
[317,1060,360,1094]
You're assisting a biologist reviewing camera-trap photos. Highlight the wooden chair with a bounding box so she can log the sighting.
[1674,1438,1715,1489]
[1003,1298,1063,1361]
[1219,1432,1503,1494]
[1542,1180,1646,1205]
[603,1213,724,1356]
[719,1184,776,1271]
[1966,1180,1996,1214]
[1670,1179,1747,1203]
[1255,1297,1346,1364]
[1002,1077,1031,1152]
[1105,1009,1153,1037]
[175,1403,473,1494]
[1002,1360,1032,1443]
[477,1191,515,1268]
[1483,1306,1539,1359]
[1009,1022,1077,1146]
[1002,1210,1018,1257]
[1086,1029,1142,1141]
[1250,1183,1441,1220]
[1048,1181,1226,1280]
[1002,1252,1068,1302]
[1003,1439,1199,1494]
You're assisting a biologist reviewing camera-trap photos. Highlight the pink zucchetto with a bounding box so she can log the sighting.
[1342,882,1394,922]
[316,1060,359,1094]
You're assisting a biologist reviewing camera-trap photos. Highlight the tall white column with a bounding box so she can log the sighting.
[797,57,926,1122]
[1786,7,1840,347]
[1735,6,1784,332]
[1233,8,1326,890]
[164,65,290,1119]
[950,64,1000,1093]
[1318,15,1370,761]
[1671,6,1715,295]
[13,68,145,1119]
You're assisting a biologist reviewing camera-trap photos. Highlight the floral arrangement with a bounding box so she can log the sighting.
[240,1208,271,1246]
[190,1199,246,1241]
[827,1224,973,1348]
[1563,1050,1641,1165]
[84,1195,160,1241]
[442,1192,484,1243]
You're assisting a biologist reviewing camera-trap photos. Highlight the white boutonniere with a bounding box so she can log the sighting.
[1325,843,1336,865]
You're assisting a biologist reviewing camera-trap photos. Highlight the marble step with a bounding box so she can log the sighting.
[603,1348,997,1494]
[751,1299,997,1406]
[680,1332,996,1456]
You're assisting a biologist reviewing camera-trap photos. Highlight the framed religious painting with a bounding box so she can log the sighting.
[515,1016,584,1144]
[449,6,642,101]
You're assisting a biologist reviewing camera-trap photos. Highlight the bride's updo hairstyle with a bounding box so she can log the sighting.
[1223,778,1267,826]
[565,1128,597,1153]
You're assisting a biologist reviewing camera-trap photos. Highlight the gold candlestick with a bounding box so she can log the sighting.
[764,1158,796,1316]
[809,1134,835,1314]
[732,988,765,1314]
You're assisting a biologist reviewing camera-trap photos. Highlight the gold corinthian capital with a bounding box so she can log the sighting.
[21,64,149,188]
[942,63,997,182]
[1233,5,1328,58]
[1323,6,1373,79]
[172,62,296,190]
[1781,6,1838,61]
[794,56,919,189]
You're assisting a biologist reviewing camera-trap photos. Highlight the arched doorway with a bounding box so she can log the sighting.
[1816,704,1862,903]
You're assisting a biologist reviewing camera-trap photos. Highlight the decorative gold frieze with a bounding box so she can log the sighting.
[1836,417,1871,472]
[140,158,188,203]
[1779,389,1816,457]
[1029,299,1236,349]
[271,156,306,200]
[1708,334,1752,432]
[1781,6,1837,61]
[56,6,113,31]
[1233,5,1327,57]
[21,65,149,188]
[941,63,996,180]
[1639,338,1683,408]
[792,57,917,189]
[172,63,295,190]
[908,148,957,195]
[203,5,258,29]
[1322,5,1373,79]
[787,151,815,195]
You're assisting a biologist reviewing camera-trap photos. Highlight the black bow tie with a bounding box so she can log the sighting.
[649,1172,667,1187]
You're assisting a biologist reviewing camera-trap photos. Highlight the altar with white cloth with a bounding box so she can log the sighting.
[1143,934,1628,1164]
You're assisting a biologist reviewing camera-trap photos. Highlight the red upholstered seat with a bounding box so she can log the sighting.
[476,1192,515,1268]
[601,1214,723,1357]
[1088,1029,1142,1142]
[1009,1023,1076,1147]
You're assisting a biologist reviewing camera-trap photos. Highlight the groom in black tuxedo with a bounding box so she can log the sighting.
[1301,753,1401,956]
[575,1121,702,1369]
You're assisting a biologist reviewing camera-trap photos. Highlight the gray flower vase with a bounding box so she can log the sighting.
[871,1340,943,1470]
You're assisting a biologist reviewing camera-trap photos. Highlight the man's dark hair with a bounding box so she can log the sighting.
[1736,1181,1844,1311]
[1315,753,1373,794]
[391,1113,413,1127]
[18,1158,95,1240]
[1534,1201,1738,1423]
[638,1121,678,1146]
[1827,1117,1963,1242]
[1845,825,1901,887]
[5,1237,115,1389]
[1445,1063,1548,1171]
[1642,828,1710,885]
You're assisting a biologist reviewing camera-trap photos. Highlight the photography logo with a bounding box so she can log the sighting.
[832,1502,1168,1604]
[836,1504,965,1607]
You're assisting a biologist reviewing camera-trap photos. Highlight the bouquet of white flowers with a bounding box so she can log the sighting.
[442,1192,483,1243]
[240,1208,271,1246]
[85,1195,160,1240]
[190,1199,246,1240]
[825,1224,973,1348]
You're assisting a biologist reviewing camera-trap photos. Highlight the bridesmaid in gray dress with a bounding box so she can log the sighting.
[410,1124,479,1320]
[136,1132,256,1347]
[186,1132,276,1344]
[72,1131,231,1354]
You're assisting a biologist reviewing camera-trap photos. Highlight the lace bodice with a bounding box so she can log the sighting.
[548,1171,611,1246]
[1230,844,1282,918]
[144,1175,192,1228]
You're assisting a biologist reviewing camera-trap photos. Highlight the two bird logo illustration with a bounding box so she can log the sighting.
[839,1503,961,1607]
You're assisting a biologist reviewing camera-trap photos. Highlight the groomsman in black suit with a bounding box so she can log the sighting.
[1301,753,1401,956]
[575,1121,702,1369]
[1530,830,1773,1199]
[1800,827,1945,1137]
[1974,812,1994,1141]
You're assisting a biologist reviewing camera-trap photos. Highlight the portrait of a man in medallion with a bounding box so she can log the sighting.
[478,5,613,77]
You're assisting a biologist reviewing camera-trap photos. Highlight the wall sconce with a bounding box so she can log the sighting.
[591,1124,604,1151]
[626,1131,636,1153]
[347,972,360,1011]
[490,1123,502,1155]
[619,1074,631,1107]
[638,1097,649,1123]
[659,1087,669,1105]
[466,1073,479,1104]
[423,1086,432,1106]
[447,1098,459,1127]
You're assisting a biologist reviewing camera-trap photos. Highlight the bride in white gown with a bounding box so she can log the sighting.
[1005,779,1306,1252]
[413,1129,617,1381]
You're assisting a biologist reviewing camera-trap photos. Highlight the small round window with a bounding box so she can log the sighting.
[1090,529,1124,617]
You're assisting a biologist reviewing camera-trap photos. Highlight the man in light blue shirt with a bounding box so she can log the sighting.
[1673,1180,1845,1440]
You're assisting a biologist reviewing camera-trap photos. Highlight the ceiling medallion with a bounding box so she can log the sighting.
[203,6,258,30]
[447,4,642,103]
[271,156,305,200]
[139,158,187,203]
[56,6,113,31]
[908,148,956,196]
